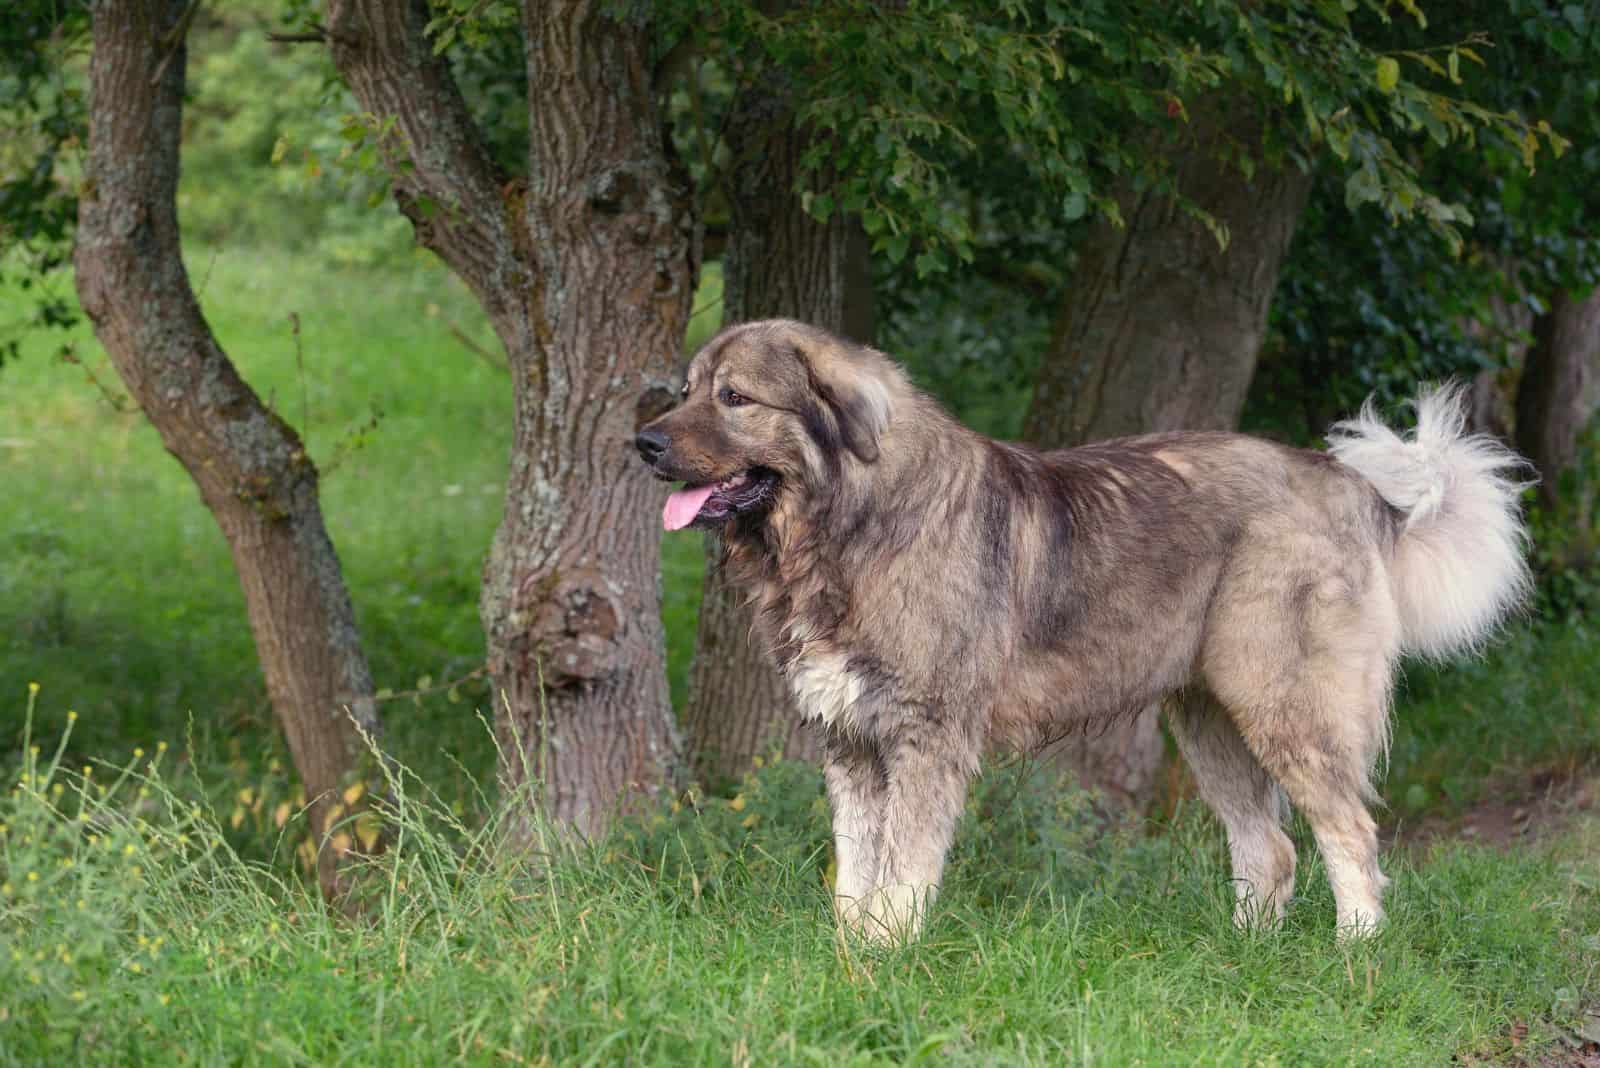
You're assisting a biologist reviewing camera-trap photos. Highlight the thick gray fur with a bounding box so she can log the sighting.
[640,320,1531,943]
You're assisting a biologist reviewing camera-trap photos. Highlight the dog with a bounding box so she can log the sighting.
[637,319,1530,943]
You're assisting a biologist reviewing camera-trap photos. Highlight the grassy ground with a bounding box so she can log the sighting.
[2,697,1597,1066]
[4,247,1599,1063]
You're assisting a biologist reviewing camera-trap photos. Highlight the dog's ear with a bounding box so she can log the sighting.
[801,345,892,464]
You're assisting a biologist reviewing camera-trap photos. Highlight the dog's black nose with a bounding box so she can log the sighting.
[636,427,669,464]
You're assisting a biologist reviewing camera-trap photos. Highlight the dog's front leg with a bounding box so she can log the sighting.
[823,733,887,931]
[859,715,976,945]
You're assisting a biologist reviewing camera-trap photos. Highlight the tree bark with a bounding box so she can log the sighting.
[1462,270,1533,441]
[1022,99,1313,807]
[683,80,864,786]
[1516,285,1600,509]
[75,0,381,902]
[327,0,694,841]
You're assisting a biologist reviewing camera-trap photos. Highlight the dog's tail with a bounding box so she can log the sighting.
[1327,383,1533,661]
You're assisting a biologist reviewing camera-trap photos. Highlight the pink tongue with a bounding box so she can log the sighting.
[662,485,716,531]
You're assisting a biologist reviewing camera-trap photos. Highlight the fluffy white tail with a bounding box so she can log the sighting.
[1327,383,1533,660]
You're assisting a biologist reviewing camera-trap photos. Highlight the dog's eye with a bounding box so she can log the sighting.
[720,387,749,408]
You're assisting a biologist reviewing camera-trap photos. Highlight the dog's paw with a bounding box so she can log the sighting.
[1231,887,1292,932]
[1333,905,1385,943]
[855,884,925,946]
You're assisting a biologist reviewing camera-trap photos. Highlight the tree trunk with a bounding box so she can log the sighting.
[75,0,381,903]
[328,0,694,842]
[1516,286,1600,509]
[1022,98,1313,807]
[486,3,695,839]
[683,81,863,786]
[1462,270,1533,440]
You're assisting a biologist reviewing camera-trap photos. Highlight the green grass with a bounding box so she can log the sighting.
[1388,621,1600,819]
[3,693,1597,1066]
[5,245,1600,1063]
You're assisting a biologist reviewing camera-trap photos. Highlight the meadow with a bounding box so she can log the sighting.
[3,244,1599,1064]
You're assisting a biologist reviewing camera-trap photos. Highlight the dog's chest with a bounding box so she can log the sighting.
[785,650,867,731]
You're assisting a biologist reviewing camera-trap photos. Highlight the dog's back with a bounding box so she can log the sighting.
[643,318,1530,943]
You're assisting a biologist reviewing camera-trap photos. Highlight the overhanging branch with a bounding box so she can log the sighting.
[323,0,520,301]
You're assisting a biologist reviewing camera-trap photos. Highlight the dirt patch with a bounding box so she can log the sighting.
[1386,763,1599,856]
[1458,1018,1600,1067]
[1492,1015,1600,1068]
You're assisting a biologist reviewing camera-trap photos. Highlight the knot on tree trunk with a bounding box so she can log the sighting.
[514,566,625,686]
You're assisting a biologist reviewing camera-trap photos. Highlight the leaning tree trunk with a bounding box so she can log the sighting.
[1022,98,1313,807]
[683,81,869,786]
[76,0,381,903]
[1516,285,1600,509]
[328,0,693,841]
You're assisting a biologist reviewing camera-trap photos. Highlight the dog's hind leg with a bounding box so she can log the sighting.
[1243,725,1388,940]
[1202,555,1398,940]
[823,734,887,931]
[858,715,978,944]
[1167,690,1296,928]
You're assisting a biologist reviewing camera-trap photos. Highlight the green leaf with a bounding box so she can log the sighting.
[1375,57,1400,94]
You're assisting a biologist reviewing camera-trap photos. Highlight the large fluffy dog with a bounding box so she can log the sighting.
[637,319,1530,943]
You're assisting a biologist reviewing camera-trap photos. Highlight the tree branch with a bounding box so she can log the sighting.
[323,0,521,305]
[148,0,201,87]
[267,28,333,45]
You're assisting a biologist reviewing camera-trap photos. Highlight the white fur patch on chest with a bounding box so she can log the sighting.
[787,650,864,730]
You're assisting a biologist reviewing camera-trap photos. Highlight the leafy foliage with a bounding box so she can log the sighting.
[879,264,1051,437]
[1248,0,1600,445]
[642,0,1567,279]
[183,7,417,264]
[0,1,89,367]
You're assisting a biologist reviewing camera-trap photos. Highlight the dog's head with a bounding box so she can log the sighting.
[637,319,902,531]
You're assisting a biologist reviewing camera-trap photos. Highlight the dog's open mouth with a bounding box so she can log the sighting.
[662,469,779,531]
